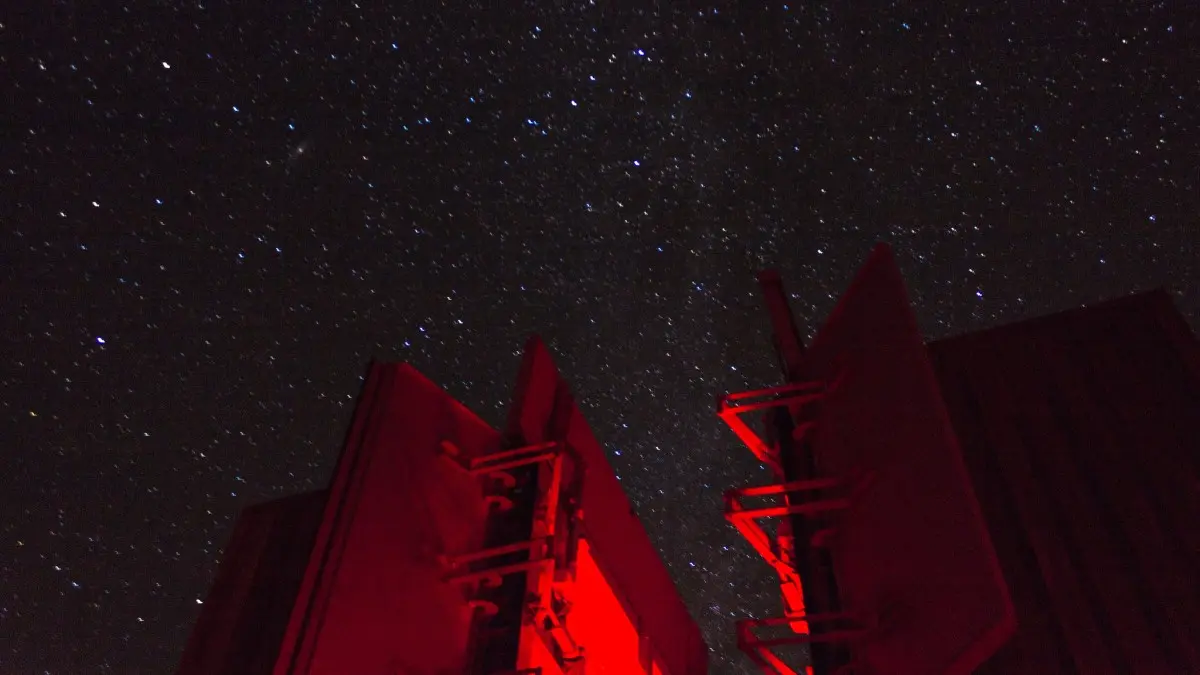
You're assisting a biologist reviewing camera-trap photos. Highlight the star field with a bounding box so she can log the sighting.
[2,3,1198,673]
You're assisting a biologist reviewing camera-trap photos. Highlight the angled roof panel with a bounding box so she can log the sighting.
[929,290,1200,673]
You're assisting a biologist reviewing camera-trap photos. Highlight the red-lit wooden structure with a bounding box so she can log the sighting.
[724,244,1200,674]
[178,337,707,675]
[180,242,1199,675]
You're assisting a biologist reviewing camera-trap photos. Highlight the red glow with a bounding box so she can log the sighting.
[724,247,1016,675]
[522,627,565,675]
[181,347,707,675]
[564,539,646,673]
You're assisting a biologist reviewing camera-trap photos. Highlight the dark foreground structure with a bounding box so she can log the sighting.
[928,288,1200,674]
[177,339,707,675]
[178,243,1198,674]
[722,244,1200,674]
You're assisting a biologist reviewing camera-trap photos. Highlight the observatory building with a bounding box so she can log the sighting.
[178,244,1199,675]
[720,245,1200,674]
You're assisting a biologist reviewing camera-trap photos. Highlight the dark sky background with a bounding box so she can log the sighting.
[2,2,1197,673]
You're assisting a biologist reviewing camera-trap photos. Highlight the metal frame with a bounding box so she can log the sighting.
[441,439,586,674]
[724,477,850,578]
[716,381,828,471]
[719,374,870,674]
[440,439,563,476]
[737,613,868,675]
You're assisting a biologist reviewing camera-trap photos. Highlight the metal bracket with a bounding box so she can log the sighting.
[529,600,585,665]
[724,478,850,576]
[717,380,829,472]
[737,613,869,675]
[720,373,866,675]
[443,538,554,588]
[726,476,858,638]
[441,440,564,476]
[444,438,587,673]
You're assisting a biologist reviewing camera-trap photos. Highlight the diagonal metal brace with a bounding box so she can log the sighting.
[440,440,564,476]
[737,613,869,675]
[724,477,851,574]
[717,381,829,470]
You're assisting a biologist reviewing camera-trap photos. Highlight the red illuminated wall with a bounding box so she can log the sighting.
[180,347,708,675]
[506,337,709,675]
[520,540,674,675]
[181,363,498,675]
[929,290,1200,673]
[566,540,645,673]
[271,363,496,675]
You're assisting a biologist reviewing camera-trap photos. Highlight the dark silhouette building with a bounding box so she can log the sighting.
[177,338,706,675]
[178,244,1198,675]
[723,245,1199,674]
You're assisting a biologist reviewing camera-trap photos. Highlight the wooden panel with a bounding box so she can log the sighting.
[272,363,497,675]
[797,244,1016,675]
[929,290,1200,674]
[932,365,1077,675]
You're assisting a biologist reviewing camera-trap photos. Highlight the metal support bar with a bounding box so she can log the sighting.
[717,382,828,470]
[447,557,553,588]
[720,380,827,405]
[470,441,560,470]
[737,613,869,675]
[738,611,867,638]
[758,270,809,380]
[449,436,590,673]
[445,538,549,568]
[471,452,560,476]
[439,440,564,475]
[723,478,851,568]
[732,477,843,499]
[724,472,864,670]
[721,271,860,675]
[728,498,852,521]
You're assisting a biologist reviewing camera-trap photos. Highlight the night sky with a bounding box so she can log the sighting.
[3,2,1198,673]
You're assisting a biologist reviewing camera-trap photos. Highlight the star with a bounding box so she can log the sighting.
[3,3,1196,674]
